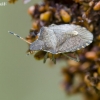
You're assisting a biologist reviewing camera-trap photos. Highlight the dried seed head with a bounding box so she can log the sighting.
[28,6,35,15]
[68,60,80,67]
[74,0,81,3]
[89,24,94,32]
[96,82,100,90]
[93,1,100,11]
[85,51,97,60]
[80,62,91,71]
[39,6,45,12]
[40,11,52,21]
[8,0,18,3]
[84,74,91,87]
[60,9,71,23]
[89,1,94,7]
[93,72,98,78]
[32,21,40,30]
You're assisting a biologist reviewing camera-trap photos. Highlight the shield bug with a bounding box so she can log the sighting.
[8,24,93,63]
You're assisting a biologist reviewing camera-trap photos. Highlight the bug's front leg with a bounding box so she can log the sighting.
[43,52,49,63]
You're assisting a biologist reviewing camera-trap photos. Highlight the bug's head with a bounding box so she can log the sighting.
[29,40,44,51]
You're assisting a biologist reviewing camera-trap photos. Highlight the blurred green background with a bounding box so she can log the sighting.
[0,0,82,100]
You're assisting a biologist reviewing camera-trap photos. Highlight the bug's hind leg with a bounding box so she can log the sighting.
[52,54,56,64]
[62,52,80,62]
[74,52,80,62]
[43,52,49,63]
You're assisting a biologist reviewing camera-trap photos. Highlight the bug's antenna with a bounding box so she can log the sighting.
[8,31,32,44]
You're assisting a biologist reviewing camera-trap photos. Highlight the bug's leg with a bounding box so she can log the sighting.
[62,53,74,61]
[52,54,56,64]
[26,50,34,56]
[43,52,49,63]
[26,52,30,56]
[74,52,80,62]
[62,53,68,57]
[62,53,80,62]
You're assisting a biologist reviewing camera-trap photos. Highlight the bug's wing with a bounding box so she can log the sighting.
[57,35,91,53]
[38,27,57,53]
[57,27,93,53]
[49,24,75,47]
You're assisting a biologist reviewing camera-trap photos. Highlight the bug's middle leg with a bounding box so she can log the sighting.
[43,52,49,63]
[52,54,56,64]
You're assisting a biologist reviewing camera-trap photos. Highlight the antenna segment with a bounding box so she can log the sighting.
[8,31,32,44]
